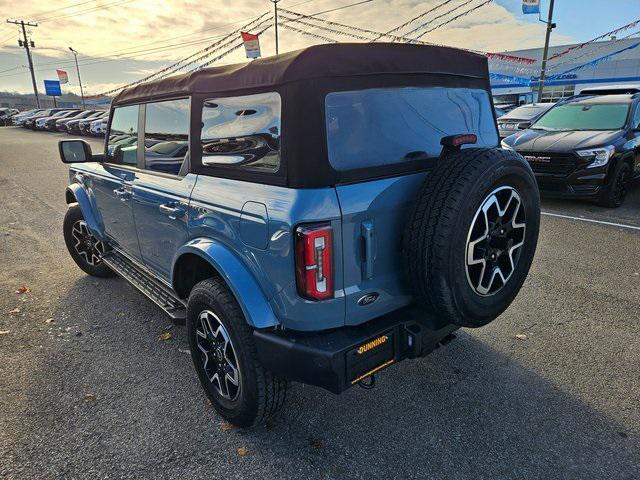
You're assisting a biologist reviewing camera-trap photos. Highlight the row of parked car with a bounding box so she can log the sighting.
[3,107,108,136]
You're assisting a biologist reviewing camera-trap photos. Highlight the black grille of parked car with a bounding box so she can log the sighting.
[522,152,577,175]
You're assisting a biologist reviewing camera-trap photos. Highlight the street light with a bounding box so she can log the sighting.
[68,46,85,109]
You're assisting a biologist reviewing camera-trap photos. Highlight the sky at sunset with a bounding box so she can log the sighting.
[1,0,639,96]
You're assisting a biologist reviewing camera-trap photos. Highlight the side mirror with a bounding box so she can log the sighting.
[58,139,101,164]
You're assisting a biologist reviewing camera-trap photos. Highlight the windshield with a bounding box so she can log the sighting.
[325,87,498,171]
[533,103,629,131]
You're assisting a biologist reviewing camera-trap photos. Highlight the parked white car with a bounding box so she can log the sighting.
[89,117,108,136]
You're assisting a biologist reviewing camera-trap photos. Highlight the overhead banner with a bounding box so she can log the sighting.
[241,31,261,59]
[56,69,68,84]
[522,0,540,14]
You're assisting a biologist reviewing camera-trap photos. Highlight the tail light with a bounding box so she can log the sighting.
[295,223,334,300]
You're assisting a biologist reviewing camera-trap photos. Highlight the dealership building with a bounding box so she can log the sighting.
[490,37,640,106]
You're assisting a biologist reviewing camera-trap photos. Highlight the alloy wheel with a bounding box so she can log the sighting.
[196,310,241,401]
[613,167,629,207]
[465,186,526,296]
[71,220,106,266]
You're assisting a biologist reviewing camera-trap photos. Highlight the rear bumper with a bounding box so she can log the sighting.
[254,305,458,394]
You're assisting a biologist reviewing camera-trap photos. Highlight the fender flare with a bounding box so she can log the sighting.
[66,182,106,241]
[172,239,279,329]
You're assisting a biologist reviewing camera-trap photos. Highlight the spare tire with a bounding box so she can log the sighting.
[402,148,540,328]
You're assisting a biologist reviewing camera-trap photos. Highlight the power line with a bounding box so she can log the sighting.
[371,0,458,41]
[94,0,371,96]
[402,0,480,39]
[95,13,272,96]
[280,15,369,41]
[0,65,25,74]
[0,34,235,79]
[547,29,640,72]
[25,0,100,20]
[279,7,427,43]
[279,22,339,43]
[412,0,494,40]
[37,0,137,23]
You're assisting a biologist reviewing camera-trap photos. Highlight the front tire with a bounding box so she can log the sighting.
[63,204,113,278]
[599,161,630,208]
[187,278,287,428]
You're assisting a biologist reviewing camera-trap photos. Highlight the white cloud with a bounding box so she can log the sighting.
[0,0,575,94]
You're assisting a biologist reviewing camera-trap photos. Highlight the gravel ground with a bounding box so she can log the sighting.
[1,127,639,480]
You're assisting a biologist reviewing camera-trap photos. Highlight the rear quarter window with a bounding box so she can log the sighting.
[325,87,498,171]
[199,92,281,172]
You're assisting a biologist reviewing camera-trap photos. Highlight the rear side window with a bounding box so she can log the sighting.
[107,105,138,166]
[200,92,281,172]
[144,99,190,176]
[325,87,498,171]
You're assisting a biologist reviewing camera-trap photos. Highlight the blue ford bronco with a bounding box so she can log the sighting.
[59,43,540,427]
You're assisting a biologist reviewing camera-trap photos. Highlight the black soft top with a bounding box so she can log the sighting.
[111,43,494,187]
[113,43,488,105]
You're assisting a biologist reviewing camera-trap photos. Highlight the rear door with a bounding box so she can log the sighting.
[326,86,499,325]
[131,99,194,278]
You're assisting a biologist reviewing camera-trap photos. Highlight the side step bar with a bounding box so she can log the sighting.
[102,250,186,323]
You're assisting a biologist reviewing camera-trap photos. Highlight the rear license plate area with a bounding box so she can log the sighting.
[346,330,395,385]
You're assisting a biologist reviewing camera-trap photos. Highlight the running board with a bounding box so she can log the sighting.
[102,250,186,324]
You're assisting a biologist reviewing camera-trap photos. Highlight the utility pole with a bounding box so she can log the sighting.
[69,46,86,109]
[6,19,40,107]
[536,0,556,102]
[272,0,280,55]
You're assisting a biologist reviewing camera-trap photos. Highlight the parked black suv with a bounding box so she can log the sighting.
[502,92,640,207]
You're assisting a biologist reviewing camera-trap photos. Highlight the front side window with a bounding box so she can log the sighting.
[144,99,190,175]
[325,87,498,171]
[200,92,281,172]
[533,103,630,131]
[107,105,138,165]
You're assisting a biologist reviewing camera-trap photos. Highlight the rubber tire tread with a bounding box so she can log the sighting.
[187,278,287,428]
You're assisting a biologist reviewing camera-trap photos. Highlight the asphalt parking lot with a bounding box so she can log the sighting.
[0,126,638,480]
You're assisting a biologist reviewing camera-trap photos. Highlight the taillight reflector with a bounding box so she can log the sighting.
[295,224,334,300]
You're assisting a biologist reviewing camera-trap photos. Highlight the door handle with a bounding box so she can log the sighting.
[361,220,375,280]
[159,203,185,220]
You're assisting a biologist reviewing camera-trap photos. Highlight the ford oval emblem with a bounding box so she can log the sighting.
[357,293,379,306]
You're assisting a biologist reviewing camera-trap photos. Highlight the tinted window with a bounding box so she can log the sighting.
[633,105,640,129]
[533,103,630,130]
[107,105,138,166]
[144,99,190,175]
[325,87,498,171]
[200,92,281,172]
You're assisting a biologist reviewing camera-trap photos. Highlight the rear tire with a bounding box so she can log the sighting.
[598,161,630,208]
[187,278,287,428]
[403,148,540,328]
[63,204,113,278]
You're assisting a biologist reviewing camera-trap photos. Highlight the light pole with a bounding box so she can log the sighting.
[536,0,556,102]
[271,0,280,55]
[69,46,85,109]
